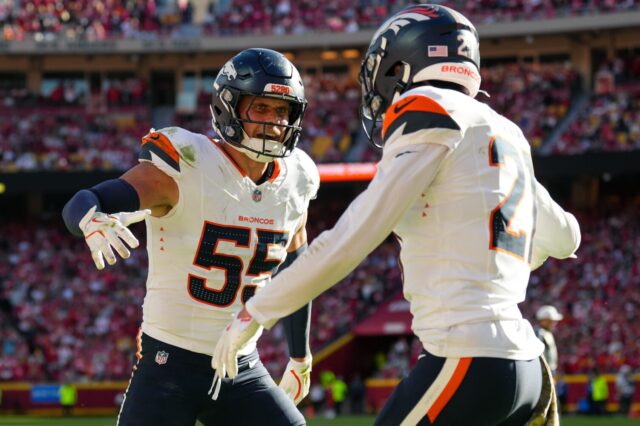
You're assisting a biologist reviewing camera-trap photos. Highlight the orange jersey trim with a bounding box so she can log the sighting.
[210,137,281,181]
[382,95,450,139]
[210,137,247,177]
[141,132,179,165]
[269,159,281,182]
[427,357,472,423]
[134,328,143,362]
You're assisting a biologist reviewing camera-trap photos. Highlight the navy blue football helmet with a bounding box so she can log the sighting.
[210,48,307,161]
[359,4,481,146]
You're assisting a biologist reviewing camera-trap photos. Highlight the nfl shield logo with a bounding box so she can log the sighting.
[155,350,169,365]
[252,189,262,202]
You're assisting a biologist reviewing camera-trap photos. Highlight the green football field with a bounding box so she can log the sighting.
[0,416,638,425]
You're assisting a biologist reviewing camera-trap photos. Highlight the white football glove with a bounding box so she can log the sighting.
[79,206,150,270]
[210,311,262,399]
[279,357,312,405]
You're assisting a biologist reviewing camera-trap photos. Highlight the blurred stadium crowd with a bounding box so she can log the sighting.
[1,0,639,41]
[1,55,639,172]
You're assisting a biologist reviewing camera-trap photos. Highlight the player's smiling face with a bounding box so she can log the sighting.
[238,96,291,142]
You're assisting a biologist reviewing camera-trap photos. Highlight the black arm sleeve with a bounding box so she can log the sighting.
[90,178,140,215]
[62,189,101,237]
[62,178,140,237]
[278,243,311,359]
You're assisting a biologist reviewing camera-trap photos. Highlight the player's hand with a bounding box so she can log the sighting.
[79,206,150,270]
[211,309,261,380]
[279,357,312,405]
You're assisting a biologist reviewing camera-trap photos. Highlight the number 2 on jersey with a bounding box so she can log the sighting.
[188,222,288,307]
[488,136,536,262]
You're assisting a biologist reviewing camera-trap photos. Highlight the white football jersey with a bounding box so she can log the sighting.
[138,127,319,355]
[387,86,543,359]
[245,85,578,361]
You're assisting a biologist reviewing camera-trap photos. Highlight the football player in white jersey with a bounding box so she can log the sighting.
[62,48,318,426]
[213,5,580,426]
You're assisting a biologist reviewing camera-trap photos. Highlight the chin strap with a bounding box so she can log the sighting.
[225,133,286,163]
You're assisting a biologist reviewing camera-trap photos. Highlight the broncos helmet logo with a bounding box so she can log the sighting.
[221,62,237,80]
[372,6,439,41]
[404,5,441,18]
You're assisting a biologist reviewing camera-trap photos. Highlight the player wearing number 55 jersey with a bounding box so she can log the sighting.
[214,5,579,426]
[62,49,318,426]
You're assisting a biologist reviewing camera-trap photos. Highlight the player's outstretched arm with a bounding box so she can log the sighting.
[62,162,178,269]
[530,181,581,270]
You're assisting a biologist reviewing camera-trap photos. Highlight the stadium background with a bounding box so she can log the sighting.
[0,0,639,424]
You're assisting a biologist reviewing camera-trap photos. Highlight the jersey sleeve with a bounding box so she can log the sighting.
[304,156,320,203]
[530,181,581,269]
[293,148,320,205]
[139,128,184,179]
[382,89,463,151]
[246,142,449,328]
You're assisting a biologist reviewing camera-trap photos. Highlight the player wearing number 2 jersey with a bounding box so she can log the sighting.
[214,5,580,426]
[62,49,318,426]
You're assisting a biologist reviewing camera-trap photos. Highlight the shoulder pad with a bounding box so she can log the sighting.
[289,148,320,201]
[139,127,199,178]
[382,87,464,151]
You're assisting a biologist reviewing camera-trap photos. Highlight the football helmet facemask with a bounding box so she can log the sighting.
[359,4,481,147]
[211,48,307,162]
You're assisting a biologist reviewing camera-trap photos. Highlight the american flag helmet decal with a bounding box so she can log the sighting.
[428,45,448,57]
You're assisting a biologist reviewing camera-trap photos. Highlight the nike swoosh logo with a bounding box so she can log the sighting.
[85,230,105,239]
[248,359,258,369]
[91,218,104,224]
[393,97,417,114]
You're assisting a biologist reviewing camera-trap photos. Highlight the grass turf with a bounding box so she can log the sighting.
[0,415,637,425]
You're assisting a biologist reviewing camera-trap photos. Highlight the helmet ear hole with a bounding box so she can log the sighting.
[213,106,222,116]
[386,62,404,77]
